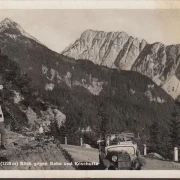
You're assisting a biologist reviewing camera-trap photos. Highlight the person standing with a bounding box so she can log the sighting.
[0,84,6,150]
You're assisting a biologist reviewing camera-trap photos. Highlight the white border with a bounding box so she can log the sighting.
[0,0,180,178]
[0,0,179,9]
[0,170,180,178]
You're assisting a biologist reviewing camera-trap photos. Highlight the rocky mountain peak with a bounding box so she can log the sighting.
[0,18,41,44]
[1,17,14,25]
[62,29,180,99]
[79,29,129,41]
[80,29,95,37]
[0,18,21,32]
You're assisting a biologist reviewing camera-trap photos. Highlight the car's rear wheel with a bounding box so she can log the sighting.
[134,160,141,170]
[136,165,142,170]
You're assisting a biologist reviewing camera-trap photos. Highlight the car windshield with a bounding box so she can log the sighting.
[105,133,134,146]
[107,146,136,156]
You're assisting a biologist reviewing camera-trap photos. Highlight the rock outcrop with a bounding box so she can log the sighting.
[62,29,180,99]
[62,29,146,69]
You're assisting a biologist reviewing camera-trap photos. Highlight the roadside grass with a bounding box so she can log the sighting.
[57,142,78,170]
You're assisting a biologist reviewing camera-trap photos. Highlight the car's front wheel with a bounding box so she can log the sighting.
[99,155,105,169]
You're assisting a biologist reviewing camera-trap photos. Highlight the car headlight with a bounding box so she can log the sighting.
[131,155,136,161]
[112,155,117,162]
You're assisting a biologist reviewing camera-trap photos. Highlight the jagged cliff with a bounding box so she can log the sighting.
[62,29,180,99]
[62,29,147,70]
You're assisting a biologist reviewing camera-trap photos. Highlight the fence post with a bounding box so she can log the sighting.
[174,147,178,162]
[65,137,67,145]
[143,144,147,156]
[80,138,83,146]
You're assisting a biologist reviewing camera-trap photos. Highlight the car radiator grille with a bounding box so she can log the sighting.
[117,152,131,169]
[118,161,131,169]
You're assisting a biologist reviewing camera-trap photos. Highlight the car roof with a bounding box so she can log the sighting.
[106,133,134,138]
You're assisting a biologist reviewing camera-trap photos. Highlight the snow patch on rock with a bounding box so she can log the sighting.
[74,77,105,95]
[42,65,48,74]
[50,68,55,81]
[87,79,104,95]
[45,83,54,91]
[145,84,165,103]
[64,71,72,87]
[147,84,154,89]
[13,90,24,104]
[5,33,18,40]
[56,72,63,83]
[157,96,165,103]
[145,90,165,103]
[42,66,55,81]
[130,89,135,94]
[162,75,180,99]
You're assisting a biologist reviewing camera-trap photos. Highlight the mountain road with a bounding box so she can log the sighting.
[61,144,180,170]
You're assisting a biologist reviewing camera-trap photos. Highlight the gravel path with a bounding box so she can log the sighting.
[62,144,180,170]
[61,144,99,163]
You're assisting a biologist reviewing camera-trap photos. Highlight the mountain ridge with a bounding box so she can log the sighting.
[0,18,175,139]
[62,29,180,99]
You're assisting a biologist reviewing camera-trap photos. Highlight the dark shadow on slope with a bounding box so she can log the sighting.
[0,156,8,162]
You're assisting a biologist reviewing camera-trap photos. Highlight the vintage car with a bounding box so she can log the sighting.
[97,133,144,170]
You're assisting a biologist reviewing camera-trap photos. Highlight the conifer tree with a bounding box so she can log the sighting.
[50,118,60,138]
[95,102,110,139]
[159,128,171,159]
[149,120,160,153]
[169,101,180,148]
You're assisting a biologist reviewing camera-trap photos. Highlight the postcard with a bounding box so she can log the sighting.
[0,0,179,178]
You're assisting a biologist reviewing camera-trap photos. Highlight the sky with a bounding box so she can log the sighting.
[0,9,179,52]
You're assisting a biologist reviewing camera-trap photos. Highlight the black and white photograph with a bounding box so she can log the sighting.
[0,1,179,176]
